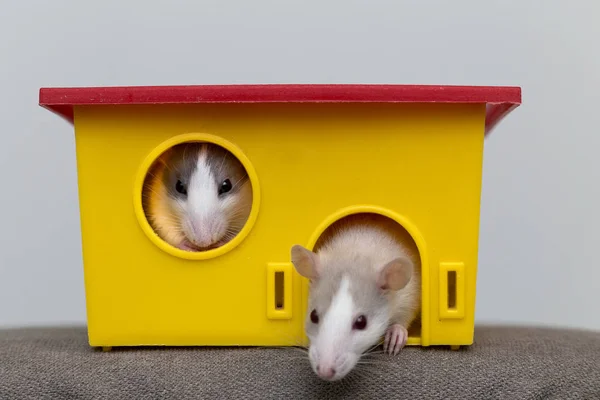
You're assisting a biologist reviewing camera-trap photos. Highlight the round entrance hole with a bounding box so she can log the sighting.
[134,133,260,260]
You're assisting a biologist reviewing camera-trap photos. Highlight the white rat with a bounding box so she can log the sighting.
[291,214,421,381]
[142,142,253,252]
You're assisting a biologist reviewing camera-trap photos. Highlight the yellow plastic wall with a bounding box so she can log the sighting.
[72,102,486,347]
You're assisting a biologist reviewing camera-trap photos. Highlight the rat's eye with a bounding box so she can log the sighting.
[310,309,319,324]
[175,180,187,196]
[218,178,232,195]
[352,315,367,330]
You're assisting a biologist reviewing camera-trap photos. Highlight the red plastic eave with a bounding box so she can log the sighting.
[39,84,521,135]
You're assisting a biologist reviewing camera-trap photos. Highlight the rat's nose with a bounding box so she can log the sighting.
[317,364,336,380]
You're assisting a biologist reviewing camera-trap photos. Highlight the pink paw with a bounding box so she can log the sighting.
[384,324,408,355]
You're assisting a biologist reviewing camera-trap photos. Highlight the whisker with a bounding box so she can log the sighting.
[155,157,176,174]
[142,186,165,199]
[356,360,391,366]
[363,348,387,354]
[218,151,230,175]
[182,143,190,166]
[363,342,383,355]
[232,175,246,189]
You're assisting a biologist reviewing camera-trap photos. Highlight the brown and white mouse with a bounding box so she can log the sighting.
[142,142,252,252]
[291,214,421,381]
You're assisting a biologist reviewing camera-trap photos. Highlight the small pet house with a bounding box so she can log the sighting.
[39,84,521,349]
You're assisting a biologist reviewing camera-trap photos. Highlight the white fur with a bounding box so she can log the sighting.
[309,277,354,380]
[181,151,226,248]
[322,277,354,343]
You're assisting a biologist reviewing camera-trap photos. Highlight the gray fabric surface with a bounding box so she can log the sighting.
[0,325,599,399]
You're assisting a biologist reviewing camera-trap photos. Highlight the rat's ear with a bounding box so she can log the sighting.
[377,257,413,291]
[291,245,320,280]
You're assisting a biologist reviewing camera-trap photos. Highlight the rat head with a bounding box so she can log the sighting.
[159,142,252,251]
[291,244,413,382]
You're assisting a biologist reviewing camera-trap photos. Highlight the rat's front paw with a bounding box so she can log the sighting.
[384,324,408,355]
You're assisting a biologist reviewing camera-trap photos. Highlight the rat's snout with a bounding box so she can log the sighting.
[186,213,226,248]
[309,345,357,382]
[310,348,347,382]
[194,225,216,247]
[316,364,336,380]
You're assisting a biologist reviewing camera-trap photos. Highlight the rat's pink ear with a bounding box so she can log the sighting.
[377,257,413,291]
[291,245,320,280]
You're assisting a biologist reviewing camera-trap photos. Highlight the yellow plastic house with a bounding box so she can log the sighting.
[39,84,521,349]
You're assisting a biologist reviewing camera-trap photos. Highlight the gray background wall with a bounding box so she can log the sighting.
[1,0,598,330]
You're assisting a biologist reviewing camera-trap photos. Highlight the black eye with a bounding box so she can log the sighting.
[175,180,187,195]
[218,178,232,195]
[310,309,319,324]
[352,315,367,330]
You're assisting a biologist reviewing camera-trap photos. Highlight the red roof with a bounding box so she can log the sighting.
[39,84,521,135]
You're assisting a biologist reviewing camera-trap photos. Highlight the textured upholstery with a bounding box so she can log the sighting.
[1,325,599,399]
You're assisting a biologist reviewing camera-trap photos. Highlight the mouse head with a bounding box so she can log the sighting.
[291,244,413,381]
[159,142,252,250]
